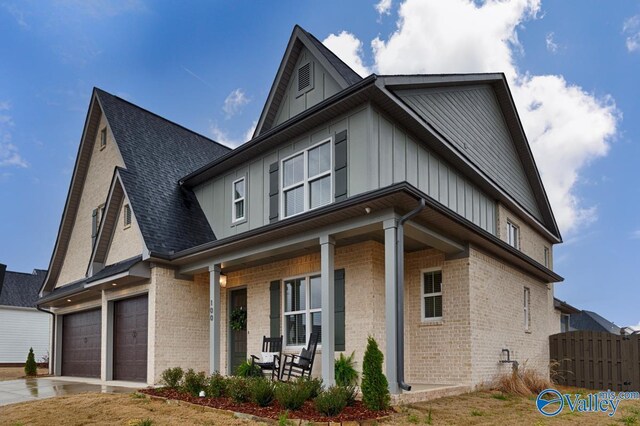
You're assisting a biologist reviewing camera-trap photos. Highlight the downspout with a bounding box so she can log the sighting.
[396,198,426,392]
[36,305,56,374]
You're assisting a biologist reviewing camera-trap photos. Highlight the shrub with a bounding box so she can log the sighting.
[314,386,349,417]
[299,377,323,399]
[275,380,311,410]
[160,367,184,389]
[206,372,227,398]
[183,369,207,396]
[361,336,390,411]
[235,360,262,378]
[24,348,37,376]
[249,377,276,407]
[342,384,357,406]
[335,351,358,386]
[227,377,251,403]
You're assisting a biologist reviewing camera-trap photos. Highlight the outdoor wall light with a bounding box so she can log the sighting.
[66,299,71,302]
[219,273,227,287]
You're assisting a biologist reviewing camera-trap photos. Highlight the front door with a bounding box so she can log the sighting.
[229,288,247,374]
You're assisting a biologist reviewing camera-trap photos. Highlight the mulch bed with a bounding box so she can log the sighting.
[140,387,395,423]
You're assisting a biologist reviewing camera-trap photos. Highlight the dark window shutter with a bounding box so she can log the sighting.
[269,280,281,337]
[334,269,345,351]
[334,130,347,202]
[269,162,279,223]
[91,208,98,247]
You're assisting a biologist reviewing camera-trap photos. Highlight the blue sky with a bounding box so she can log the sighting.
[0,1,638,327]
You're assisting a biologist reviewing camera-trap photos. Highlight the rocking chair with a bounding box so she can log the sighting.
[250,335,283,380]
[281,332,320,381]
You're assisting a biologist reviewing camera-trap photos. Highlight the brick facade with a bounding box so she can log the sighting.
[496,203,553,268]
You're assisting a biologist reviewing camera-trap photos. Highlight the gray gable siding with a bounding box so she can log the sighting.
[274,47,342,127]
[395,85,542,222]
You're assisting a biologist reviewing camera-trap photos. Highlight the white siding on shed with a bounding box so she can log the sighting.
[0,306,51,364]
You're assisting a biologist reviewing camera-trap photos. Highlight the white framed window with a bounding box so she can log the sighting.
[282,274,322,347]
[507,220,520,249]
[421,268,443,321]
[524,287,530,331]
[100,127,107,150]
[544,246,550,267]
[232,177,246,223]
[560,313,570,332]
[123,204,132,229]
[97,204,105,228]
[281,139,332,218]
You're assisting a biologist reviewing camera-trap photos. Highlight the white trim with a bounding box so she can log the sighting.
[420,267,443,322]
[523,286,530,331]
[507,220,520,250]
[231,176,246,224]
[280,137,333,219]
[281,272,322,349]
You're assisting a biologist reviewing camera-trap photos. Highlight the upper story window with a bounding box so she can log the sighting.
[123,204,132,229]
[283,275,322,347]
[560,313,570,332]
[232,177,246,223]
[524,287,531,331]
[99,127,107,150]
[281,140,332,218]
[422,269,443,321]
[544,246,550,267]
[507,220,520,250]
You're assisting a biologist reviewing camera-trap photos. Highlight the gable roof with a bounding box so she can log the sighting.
[253,25,363,137]
[42,89,231,294]
[571,311,621,335]
[1,267,47,308]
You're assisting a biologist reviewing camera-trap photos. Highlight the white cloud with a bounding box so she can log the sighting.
[631,322,640,331]
[2,3,29,28]
[322,31,371,77]
[375,0,393,16]
[0,101,28,169]
[545,32,558,53]
[623,15,640,52]
[209,121,255,148]
[326,0,618,235]
[222,88,250,119]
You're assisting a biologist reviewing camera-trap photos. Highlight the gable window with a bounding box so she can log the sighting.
[283,275,321,347]
[422,269,443,321]
[100,127,107,150]
[560,313,570,332]
[544,246,550,267]
[123,204,132,229]
[281,140,332,218]
[524,287,531,331]
[507,220,520,249]
[232,177,246,223]
[91,204,105,246]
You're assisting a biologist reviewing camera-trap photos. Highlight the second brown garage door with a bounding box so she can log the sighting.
[62,309,101,378]
[113,294,148,382]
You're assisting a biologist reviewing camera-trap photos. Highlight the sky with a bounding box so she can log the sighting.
[0,0,638,328]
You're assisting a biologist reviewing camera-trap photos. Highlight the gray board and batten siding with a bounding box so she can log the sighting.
[394,84,542,222]
[193,102,496,240]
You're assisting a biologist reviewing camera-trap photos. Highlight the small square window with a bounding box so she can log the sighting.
[232,177,246,223]
[100,128,107,150]
[123,204,132,228]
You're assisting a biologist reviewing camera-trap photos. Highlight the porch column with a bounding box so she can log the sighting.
[320,235,335,387]
[383,219,399,394]
[209,264,221,374]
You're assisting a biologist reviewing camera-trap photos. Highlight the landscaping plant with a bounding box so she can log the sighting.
[24,348,37,376]
[314,385,349,417]
[160,367,184,389]
[361,336,390,410]
[334,351,358,386]
[249,377,276,407]
[275,379,311,410]
[182,369,207,397]
[206,372,227,398]
[227,377,251,403]
[299,376,323,399]
[235,360,262,377]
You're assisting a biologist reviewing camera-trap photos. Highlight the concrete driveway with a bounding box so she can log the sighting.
[0,377,136,406]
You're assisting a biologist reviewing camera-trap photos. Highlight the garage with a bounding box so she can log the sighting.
[61,309,101,378]
[113,294,148,382]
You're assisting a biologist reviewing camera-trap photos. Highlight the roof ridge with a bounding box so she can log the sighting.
[94,88,232,153]
[297,25,363,81]
[5,270,44,276]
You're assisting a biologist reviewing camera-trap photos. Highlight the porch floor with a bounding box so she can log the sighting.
[391,383,471,405]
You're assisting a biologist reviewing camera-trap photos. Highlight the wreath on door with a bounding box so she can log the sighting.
[230,306,247,331]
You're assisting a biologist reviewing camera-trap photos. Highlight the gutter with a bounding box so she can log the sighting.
[396,198,426,392]
[36,305,55,375]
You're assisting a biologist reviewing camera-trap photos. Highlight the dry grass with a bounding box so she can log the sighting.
[0,393,266,426]
[0,367,49,381]
[489,363,553,397]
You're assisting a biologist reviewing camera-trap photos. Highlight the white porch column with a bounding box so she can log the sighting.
[320,235,335,387]
[209,264,221,374]
[383,219,399,394]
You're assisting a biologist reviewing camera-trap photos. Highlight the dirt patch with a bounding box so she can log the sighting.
[0,392,266,426]
[0,367,49,381]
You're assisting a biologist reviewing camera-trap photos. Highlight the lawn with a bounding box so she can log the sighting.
[0,367,49,382]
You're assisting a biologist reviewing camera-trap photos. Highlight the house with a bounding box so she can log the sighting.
[554,297,621,334]
[38,25,563,393]
[553,297,580,333]
[0,264,51,365]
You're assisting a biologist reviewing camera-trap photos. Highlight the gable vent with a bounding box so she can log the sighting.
[298,62,312,92]
[124,204,132,228]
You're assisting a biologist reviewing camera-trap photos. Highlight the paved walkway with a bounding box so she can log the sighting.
[0,377,136,406]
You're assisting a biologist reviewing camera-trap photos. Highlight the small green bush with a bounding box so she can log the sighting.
[24,348,37,376]
[235,360,262,378]
[206,372,227,398]
[314,386,349,417]
[160,367,184,389]
[342,384,357,406]
[299,377,323,399]
[227,377,251,403]
[275,380,311,410]
[361,336,390,411]
[335,351,358,386]
[183,369,207,396]
[249,377,276,407]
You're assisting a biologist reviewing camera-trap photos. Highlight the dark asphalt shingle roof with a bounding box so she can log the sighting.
[96,89,231,255]
[570,311,621,335]
[0,268,47,308]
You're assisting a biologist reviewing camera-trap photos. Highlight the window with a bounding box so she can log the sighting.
[97,204,105,228]
[123,204,131,228]
[281,140,332,218]
[560,313,570,332]
[232,177,246,223]
[100,127,107,150]
[507,221,520,249]
[524,287,530,331]
[283,275,322,347]
[422,269,443,321]
[544,246,550,267]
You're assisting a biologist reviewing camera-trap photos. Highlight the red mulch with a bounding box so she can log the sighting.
[139,387,395,422]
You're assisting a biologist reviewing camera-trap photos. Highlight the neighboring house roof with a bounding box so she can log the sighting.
[0,265,47,308]
[570,310,621,335]
[554,297,580,314]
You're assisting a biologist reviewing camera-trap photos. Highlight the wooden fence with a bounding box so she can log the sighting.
[550,331,640,391]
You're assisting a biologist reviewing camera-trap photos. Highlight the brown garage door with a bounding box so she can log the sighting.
[62,309,101,378]
[113,294,148,382]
